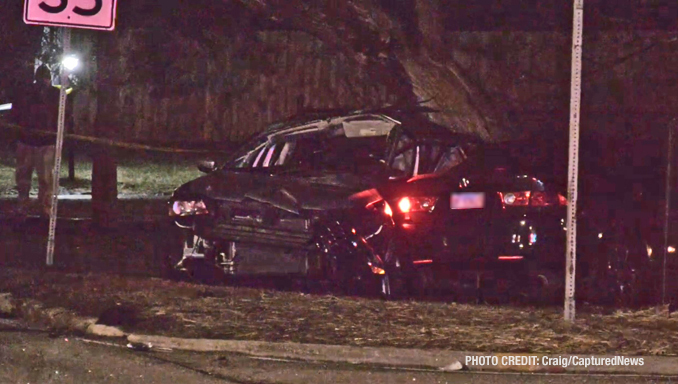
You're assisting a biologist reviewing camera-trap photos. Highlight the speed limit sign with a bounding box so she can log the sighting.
[24,0,118,31]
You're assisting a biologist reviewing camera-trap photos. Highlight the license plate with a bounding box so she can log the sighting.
[451,192,485,209]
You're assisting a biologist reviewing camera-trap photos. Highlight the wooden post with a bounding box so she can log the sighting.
[91,148,117,228]
[68,147,75,181]
[662,119,675,306]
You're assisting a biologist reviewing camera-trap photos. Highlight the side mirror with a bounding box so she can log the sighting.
[197,160,216,173]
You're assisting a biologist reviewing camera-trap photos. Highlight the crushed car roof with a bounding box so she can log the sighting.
[261,106,484,144]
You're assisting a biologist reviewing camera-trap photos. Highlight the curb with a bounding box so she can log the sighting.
[125,335,678,376]
[127,334,465,371]
[2,293,678,376]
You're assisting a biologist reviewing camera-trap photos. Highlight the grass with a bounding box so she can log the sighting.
[116,160,203,195]
[2,268,678,356]
[0,142,204,196]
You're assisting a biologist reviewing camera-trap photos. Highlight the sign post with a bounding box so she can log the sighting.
[564,0,585,322]
[24,0,118,31]
[46,28,71,266]
[662,119,675,305]
[24,0,118,266]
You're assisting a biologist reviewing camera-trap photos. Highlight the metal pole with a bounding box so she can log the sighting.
[564,0,585,322]
[46,28,70,266]
[662,119,674,305]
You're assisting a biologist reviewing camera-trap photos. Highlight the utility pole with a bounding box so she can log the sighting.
[564,0,585,322]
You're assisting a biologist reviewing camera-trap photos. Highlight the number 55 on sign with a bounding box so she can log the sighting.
[24,0,118,31]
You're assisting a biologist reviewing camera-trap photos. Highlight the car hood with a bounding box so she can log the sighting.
[171,169,386,213]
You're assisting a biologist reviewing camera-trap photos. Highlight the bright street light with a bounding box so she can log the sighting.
[62,55,80,71]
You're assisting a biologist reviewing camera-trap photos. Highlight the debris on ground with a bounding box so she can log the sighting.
[1,268,677,356]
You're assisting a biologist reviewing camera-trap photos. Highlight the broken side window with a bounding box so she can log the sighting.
[391,147,416,176]
[387,130,417,177]
[274,141,297,166]
[434,146,467,174]
[235,143,264,168]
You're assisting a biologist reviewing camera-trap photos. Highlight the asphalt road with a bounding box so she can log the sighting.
[0,321,230,384]
[0,321,676,384]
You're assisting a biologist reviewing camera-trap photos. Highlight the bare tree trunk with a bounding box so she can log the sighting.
[398,56,494,140]
[229,0,508,140]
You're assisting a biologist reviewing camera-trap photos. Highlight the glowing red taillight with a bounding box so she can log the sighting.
[398,197,412,213]
[396,197,438,213]
[498,256,524,261]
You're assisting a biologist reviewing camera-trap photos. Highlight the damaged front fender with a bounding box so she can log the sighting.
[313,207,393,279]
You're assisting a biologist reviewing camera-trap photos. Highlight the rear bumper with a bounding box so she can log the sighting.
[392,220,566,273]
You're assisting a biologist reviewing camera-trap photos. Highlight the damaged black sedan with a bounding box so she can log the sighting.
[166,112,400,297]
[378,125,651,304]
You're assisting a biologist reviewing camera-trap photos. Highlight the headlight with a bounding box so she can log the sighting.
[169,200,209,217]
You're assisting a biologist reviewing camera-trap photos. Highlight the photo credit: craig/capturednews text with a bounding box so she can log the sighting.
[466,355,645,368]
